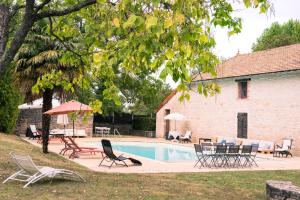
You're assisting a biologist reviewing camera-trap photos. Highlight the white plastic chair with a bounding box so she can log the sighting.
[273,138,293,157]
[29,125,41,138]
[3,152,85,188]
[179,131,192,143]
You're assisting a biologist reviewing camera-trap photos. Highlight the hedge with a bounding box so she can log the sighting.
[0,73,22,133]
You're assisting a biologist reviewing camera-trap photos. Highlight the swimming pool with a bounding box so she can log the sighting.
[91,141,196,162]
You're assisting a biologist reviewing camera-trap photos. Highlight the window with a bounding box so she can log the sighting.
[238,81,248,99]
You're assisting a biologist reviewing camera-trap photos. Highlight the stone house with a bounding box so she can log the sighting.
[156,44,300,155]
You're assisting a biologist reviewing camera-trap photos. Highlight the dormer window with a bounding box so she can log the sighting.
[236,79,250,99]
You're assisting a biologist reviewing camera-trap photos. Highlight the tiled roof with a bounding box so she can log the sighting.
[155,90,177,113]
[200,43,300,80]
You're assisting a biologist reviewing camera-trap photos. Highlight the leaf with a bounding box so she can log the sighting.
[175,12,185,24]
[185,45,192,58]
[185,93,190,101]
[112,18,120,28]
[146,16,158,29]
[159,67,168,80]
[164,18,173,28]
[197,84,203,94]
[199,34,208,43]
[243,0,251,8]
[165,49,175,59]
[123,14,137,29]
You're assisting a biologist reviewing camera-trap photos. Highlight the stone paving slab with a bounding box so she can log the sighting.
[23,136,300,173]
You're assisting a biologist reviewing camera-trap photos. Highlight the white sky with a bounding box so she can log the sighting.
[214,0,300,58]
[166,0,300,88]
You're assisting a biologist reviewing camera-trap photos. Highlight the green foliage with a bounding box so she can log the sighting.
[54,0,270,103]
[122,76,171,115]
[252,19,300,52]
[133,116,156,131]
[8,0,270,114]
[0,73,22,133]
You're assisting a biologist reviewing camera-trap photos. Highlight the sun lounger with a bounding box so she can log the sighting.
[99,139,142,168]
[3,152,85,188]
[273,138,293,157]
[179,131,192,143]
[29,125,41,140]
[168,131,180,141]
[60,137,104,159]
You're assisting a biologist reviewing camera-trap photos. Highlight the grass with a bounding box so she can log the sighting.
[0,133,299,200]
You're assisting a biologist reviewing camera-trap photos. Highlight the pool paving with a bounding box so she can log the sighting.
[23,136,300,173]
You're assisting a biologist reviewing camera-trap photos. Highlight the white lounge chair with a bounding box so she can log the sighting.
[273,138,293,157]
[168,131,179,142]
[29,125,41,139]
[179,131,192,143]
[3,152,85,188]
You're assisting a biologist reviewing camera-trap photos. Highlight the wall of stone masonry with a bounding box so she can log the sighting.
[156,71,300,155]
[266,180,300,200]
[16,108,93,136]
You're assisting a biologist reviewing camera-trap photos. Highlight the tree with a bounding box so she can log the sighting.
[14,19,84,153]
[0,0,97,74]
[0,0,270,154]
[252,19,300,52]
[119,76,171,115]
[1,0,272,94]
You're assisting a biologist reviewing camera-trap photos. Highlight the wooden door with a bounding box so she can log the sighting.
[237,113,248,138]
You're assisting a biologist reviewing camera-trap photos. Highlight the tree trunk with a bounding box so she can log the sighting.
[42,88,53,153]
[0,1,35,74]
[0,5,10,58]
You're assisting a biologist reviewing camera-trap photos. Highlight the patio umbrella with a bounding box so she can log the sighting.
[57,114,69,134]
[164,112,187,131]
[44,100,93,137]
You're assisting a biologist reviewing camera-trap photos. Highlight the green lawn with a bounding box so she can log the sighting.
[0,133,299,200]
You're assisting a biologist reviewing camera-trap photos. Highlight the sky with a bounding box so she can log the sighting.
[214,0,300,58]
[166,0,300,88]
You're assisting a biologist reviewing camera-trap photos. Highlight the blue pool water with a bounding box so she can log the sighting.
[91,141,196,162]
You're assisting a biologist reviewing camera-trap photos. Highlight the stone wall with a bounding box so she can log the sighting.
[156,71,300,155]
[16,108,93,136]
[266,180,300,200]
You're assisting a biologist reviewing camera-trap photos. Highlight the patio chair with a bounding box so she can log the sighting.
[211,145,227,167]
[60,137,104,159]
[179,131,192,143]
[3,152,85,188]
[226,145,240,167]
[194,144,211,168]
[273,138,293,157]
[29,125,41,140]
[239,145,252,167]
[99,139,142,168]
[250,144,259,167]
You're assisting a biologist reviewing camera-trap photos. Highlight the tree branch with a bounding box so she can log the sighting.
[36,0,96,19]
[35,0,52,12]
[9,4,26,18]
[48,17,84,62]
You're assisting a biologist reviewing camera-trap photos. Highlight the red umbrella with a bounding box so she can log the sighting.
[44,100,92,115]
[44,100,93,136]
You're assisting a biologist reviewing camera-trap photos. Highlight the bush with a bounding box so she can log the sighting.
[133,116,156,131]
[0,73,22,133]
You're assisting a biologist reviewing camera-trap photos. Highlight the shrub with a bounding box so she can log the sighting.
[133,116,156,131]
[0,73,22,133]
